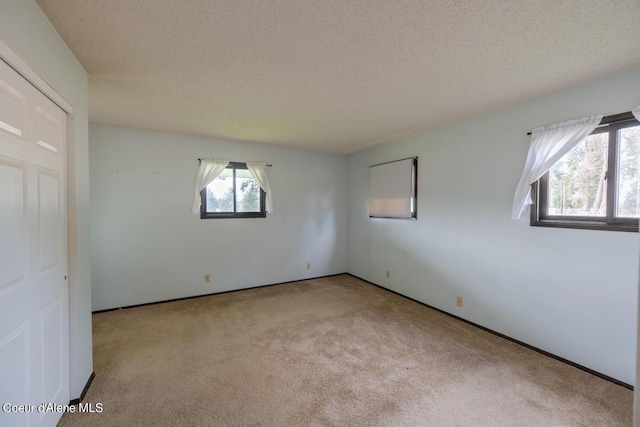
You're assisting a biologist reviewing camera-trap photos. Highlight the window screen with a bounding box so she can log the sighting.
[369,157,417,219]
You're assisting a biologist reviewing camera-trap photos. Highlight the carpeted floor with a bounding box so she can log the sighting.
[59,274,633,426]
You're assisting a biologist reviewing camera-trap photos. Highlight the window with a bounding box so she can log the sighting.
[369,157,417,219]
[531,112,640,231]
[200,162,266,219]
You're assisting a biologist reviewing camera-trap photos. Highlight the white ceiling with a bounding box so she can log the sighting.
[36,0,640,154]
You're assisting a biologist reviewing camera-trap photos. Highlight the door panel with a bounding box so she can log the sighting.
[38,170,61,274]
[0,159,26,296]
[0,57,68,427]
[0,323,29,427]
[0,77,26,138]
[35,106,61,154]
[41,298,64,405]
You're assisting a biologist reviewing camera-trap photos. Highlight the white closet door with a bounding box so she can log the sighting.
[0,58,69,427]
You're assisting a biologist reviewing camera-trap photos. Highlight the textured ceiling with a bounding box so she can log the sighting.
[36,0,640,154]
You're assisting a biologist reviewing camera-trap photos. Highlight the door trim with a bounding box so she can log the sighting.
[0,41,73,114]
[0,39,80,408]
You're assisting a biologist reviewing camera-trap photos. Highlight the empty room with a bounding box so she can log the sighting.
[1,1,640,426]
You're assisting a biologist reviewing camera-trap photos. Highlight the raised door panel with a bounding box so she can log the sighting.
[0,158,27,296]
[37,170,61,275]
[0,323,29,427]
[0,76,26,139]
[41,298,64,405]
[35,106,61,154]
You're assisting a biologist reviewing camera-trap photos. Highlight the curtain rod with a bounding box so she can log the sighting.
[197,158,272,166]
[525,111,635,136]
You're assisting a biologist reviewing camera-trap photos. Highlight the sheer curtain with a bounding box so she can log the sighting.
[246,162,273,213]
[192,159,229,214]
[511,115,602,219]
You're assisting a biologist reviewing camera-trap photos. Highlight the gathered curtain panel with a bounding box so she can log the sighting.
[511,115,603,219]
[192,159,229,214]
[246,161,273,213]
[633,105,640,122]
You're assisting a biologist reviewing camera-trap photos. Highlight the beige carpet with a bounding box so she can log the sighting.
[59,274,633,426]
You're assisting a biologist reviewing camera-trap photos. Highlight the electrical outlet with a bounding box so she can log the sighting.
[456,296,463,307]
[306,263,311,270]
[385,271,390,278]
[204,274,211,283]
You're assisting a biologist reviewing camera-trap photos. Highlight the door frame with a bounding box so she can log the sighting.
[0,43,73,114]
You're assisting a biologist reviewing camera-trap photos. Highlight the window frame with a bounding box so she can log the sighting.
[200,162,266,219]
[531,112,639,232]
[368,157,418,220]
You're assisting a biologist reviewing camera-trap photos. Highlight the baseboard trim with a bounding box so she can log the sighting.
[348,274,633,391]
[69,371,95,405]
[92,273,348,314]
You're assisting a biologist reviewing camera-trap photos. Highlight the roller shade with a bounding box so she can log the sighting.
[369,157,417,219]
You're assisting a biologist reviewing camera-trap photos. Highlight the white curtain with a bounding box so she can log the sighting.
[633,105,640,122]
[511,115,603,219]
[246,162,273,213]
[192,159,229,214]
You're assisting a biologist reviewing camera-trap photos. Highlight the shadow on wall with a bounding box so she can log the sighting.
[360,222,615,373]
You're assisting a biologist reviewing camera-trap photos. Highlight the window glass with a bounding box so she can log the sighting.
[206,168,233,213]
[236,168,261,213]
[547,132,608,216]
[617,126,640,217]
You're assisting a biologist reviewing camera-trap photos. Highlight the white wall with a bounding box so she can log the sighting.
[89,124,348,311]
[636,266,640,424]
[0,1,92,400]
[348,67,640,385]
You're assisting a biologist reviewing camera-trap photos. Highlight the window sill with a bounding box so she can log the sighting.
[531,219,638,232]
[201,213,266,219]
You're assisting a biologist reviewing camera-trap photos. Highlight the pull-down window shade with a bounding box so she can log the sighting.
[369,157,417,219]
